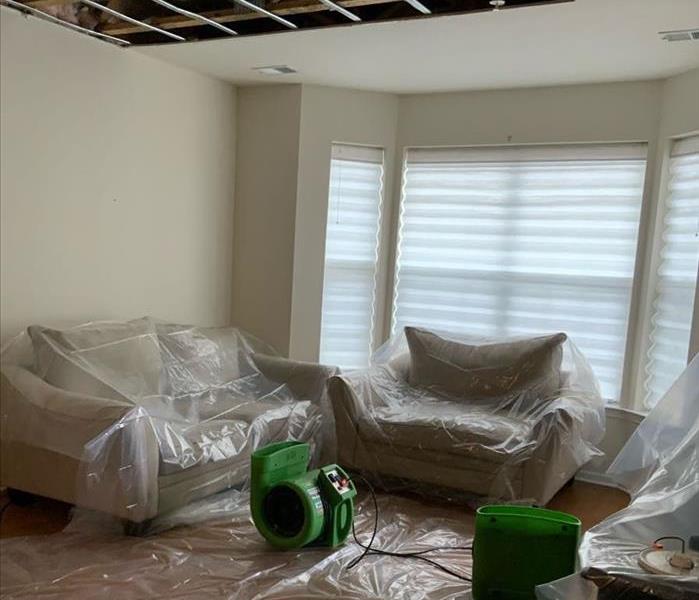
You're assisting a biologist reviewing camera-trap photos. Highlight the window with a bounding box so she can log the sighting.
[319,144,384,368]
[393,143,648,401]
[643,135,699,409]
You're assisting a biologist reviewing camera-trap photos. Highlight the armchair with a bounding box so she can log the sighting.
[328,327,605,505]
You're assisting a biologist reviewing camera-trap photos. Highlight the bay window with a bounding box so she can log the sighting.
[318,137,699,409]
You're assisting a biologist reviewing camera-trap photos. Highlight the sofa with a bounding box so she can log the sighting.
[0,318,337,531]
[328,327,605,505]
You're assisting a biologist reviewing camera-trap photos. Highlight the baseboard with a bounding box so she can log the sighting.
[604,405,645,424]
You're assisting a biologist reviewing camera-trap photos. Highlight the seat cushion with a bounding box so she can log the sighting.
[405,327,566,402]
[157,398,316,476]
[357,399,535,462]
[350,440,525,498]
[29,318,163,401]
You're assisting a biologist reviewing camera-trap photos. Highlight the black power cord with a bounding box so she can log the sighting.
[654,536,686,552]
[346,474,472,583]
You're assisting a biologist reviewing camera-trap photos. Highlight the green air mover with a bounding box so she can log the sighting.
[472,505,581,600]
[251,441,357,549]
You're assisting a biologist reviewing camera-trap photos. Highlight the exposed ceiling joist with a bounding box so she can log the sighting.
[23,0,75,6]
[80,0,186,41]
[402,0,430,14]
[6,0,574,46]
[101,0,394,36]
[229,0,298,29]
[318,0,361,22]
[150,0,239,36]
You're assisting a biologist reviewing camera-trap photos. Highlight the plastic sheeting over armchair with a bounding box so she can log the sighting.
[329,327,605,505]
[537,354,699,600]
[0,318,337,527]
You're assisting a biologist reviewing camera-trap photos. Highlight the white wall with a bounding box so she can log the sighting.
[290,85,398,361]
[231,85,302,355]
[0,8,237,342]
[396,80,662,148]
[657,67,699,140]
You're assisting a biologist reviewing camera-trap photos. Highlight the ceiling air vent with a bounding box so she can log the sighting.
[659,28,699,42]
[252,65,297,75]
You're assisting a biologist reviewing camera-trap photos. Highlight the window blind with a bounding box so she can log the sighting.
[393,143,648,401]
[319,144,384,368]
[643,135,699,409]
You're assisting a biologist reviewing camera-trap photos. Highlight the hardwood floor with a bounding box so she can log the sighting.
[0,492,71,538]
[0,480,629,539]
[547,480,629,531]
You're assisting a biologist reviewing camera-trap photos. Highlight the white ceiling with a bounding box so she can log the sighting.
[140,0,699,94]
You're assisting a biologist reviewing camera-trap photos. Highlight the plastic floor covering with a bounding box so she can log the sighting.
[0,490,475,599]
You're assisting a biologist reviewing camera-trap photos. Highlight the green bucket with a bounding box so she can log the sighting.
[472,505,580,600]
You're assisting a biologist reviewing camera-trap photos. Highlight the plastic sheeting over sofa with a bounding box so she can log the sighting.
[537,354,699,600]
[0,318,336,525]
[329,327,606,505]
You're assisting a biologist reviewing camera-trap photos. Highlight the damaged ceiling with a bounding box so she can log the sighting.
[2,0,571,46]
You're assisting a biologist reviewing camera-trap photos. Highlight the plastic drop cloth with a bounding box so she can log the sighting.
[0,488,475,599]
[0,317,335,527]
[329,327,605,506]
[537,354,699,600]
